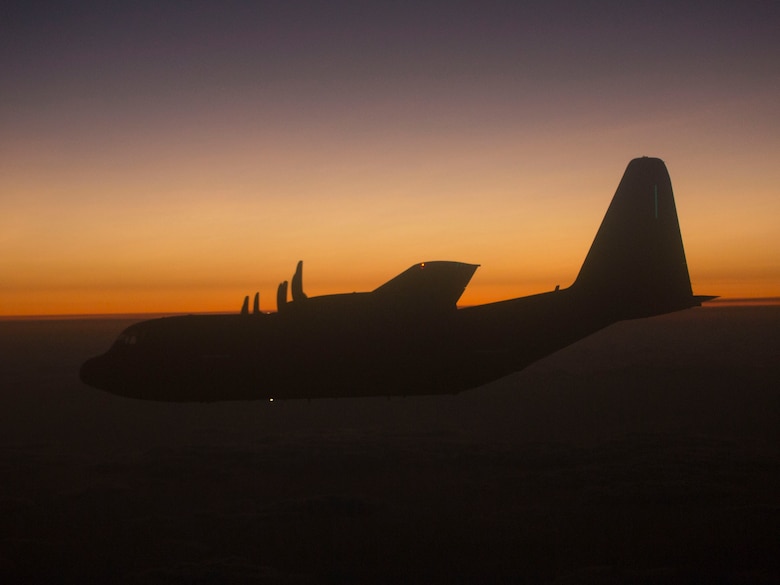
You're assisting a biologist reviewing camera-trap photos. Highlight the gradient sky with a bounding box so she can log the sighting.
[2,0,779,315]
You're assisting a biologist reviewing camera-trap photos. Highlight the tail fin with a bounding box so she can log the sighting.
[573,157,709,318]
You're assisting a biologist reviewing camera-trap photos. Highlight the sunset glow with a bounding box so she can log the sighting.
[2,1,779,316]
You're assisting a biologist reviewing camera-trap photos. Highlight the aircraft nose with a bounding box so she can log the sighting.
[79,356,107,389]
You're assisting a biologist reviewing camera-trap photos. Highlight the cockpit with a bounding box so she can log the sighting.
[115,333,138,345]
[111,326,148,349]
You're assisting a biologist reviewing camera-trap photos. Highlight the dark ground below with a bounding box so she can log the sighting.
[0,306,778,584]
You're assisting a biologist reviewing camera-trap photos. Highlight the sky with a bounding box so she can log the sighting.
[2,0,779,315]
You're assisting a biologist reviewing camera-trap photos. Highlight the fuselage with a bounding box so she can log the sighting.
[79,158,711,402]
[80,285,619,401]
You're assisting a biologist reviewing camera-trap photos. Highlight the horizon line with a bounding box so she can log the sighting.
[2,297,780,321]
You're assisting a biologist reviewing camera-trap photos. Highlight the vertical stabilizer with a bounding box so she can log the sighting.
[573,157,697,318]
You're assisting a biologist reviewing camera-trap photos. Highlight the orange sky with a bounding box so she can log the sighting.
[2,2,779,316]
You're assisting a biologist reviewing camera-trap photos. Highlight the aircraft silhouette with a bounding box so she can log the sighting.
[80,157,714,401]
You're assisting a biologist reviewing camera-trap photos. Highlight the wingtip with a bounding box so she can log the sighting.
[693,295,718,305]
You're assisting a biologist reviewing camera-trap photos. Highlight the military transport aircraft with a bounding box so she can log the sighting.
[80,157,714,401]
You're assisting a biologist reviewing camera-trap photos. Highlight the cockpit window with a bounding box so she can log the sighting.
[114,330,144,348]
